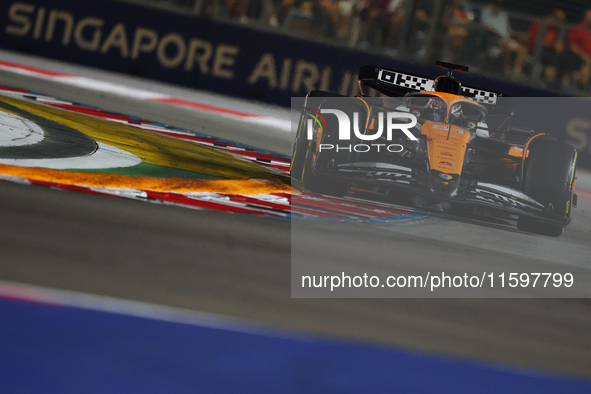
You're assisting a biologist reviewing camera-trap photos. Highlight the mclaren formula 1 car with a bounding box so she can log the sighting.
[290,62,578,236]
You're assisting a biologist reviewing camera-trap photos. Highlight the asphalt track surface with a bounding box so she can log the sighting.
[0,50,292,155]
[1,52,591,378]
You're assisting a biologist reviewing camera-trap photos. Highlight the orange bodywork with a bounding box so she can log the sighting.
[416,93,473,175]
[420,122,471,175]
[508,146,524,157]
[505,145,525,168]
[418,92,477,116]
[414,92,528,172]
[357,92,528,174]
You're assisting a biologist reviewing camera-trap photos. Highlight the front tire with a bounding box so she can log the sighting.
[517,140,577,236]
[290,118,309,182]
[290,90,345,181]
[301,138,349,197]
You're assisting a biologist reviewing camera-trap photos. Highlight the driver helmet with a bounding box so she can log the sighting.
[429,99,445,122]
[451,103,463,119]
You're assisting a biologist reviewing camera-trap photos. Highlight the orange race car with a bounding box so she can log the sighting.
[290,62,578,236]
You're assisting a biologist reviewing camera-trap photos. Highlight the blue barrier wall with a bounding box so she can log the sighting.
[1,0,591,167]
[2,297,590,393]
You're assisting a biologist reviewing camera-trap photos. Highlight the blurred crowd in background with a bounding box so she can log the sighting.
[130,0,591,95]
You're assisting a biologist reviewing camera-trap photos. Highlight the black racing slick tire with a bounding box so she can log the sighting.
[517,140,577,237]
[301,144,349,197]
[292,90,350,197]
[290,91,345,181]
[290,121,309,182]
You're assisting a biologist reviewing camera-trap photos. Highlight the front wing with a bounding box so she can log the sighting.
[317,163,569,226]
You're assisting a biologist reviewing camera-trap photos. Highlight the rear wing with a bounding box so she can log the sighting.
[358,65,499,105]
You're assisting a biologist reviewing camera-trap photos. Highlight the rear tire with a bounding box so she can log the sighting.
[517,140,577,236]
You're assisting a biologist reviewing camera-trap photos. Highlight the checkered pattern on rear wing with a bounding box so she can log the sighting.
[460,87,498,105]
[375,68,499,105]
[377,69,434,92]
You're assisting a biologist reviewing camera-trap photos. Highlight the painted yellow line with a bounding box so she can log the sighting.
[0,95,287,182]
[0,164,290,194]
